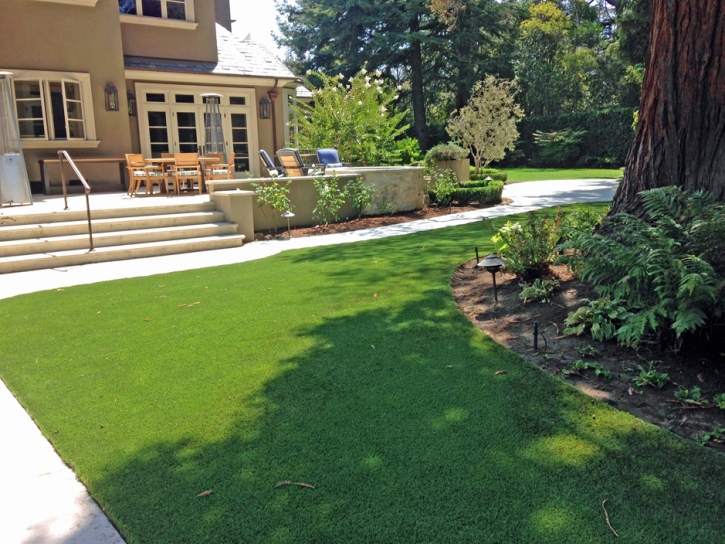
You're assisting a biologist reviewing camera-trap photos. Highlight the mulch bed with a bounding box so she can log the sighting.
[451,260,725,451]
[253,199,512,240]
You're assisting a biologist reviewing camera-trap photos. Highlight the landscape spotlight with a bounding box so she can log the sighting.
[282,210,295,238]
[477,253,506,303]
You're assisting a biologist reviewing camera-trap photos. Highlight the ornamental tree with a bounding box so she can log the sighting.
[446,75,524,174]
[294,69,409,166]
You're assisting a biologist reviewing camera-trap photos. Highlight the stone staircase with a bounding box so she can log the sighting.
[0,201,245,273]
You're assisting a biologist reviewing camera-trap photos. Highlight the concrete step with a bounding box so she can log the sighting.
[0,234,246,274]
[1,201,216,226]
[0,222,239,257]
[0,211,227,241]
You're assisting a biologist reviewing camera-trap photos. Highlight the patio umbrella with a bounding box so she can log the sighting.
[0,72,32,206]
[201,93,225,160]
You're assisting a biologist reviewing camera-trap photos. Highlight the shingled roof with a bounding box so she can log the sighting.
[124,24,296,79]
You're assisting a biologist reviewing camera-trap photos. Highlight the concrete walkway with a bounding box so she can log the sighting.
[0,178,617,543]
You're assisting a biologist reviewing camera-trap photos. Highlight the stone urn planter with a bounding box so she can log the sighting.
[433,158,470,182]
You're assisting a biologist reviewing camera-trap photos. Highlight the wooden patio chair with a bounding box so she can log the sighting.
[170,153,203,194]
[276,148,312,177]
[125,154,166,196]
[205,154,236,181]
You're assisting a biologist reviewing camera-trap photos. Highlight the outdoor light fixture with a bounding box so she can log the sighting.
[127,93,136,116]
[105,82,119,112]
[282,210,295,238]
[485,176,493,182]
[259,96,271,119]
[477,253,506,303]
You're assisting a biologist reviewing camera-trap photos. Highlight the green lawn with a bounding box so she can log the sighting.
[1,204,723,544]
[503,168,622,182]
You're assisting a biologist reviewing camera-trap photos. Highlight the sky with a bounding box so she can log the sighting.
[229,0,286,59]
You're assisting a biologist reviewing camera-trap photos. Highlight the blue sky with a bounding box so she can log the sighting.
[229,0,286,58]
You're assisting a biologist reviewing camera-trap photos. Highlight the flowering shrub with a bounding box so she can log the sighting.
[295,68,409,166]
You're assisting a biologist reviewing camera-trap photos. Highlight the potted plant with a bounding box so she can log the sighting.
[424,143,470,181]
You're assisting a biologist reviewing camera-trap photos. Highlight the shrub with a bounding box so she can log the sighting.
[533,129,587,167]
[344,175,375,218]
[251,180,292,234]
[564,297,631,342]
[428,180,504,207]
[394,137,422,165]
[429,168,458,210]
[424,143,469,165]
[295,68,409,166]
[559,187,725,348]
[313,174,346,225]
[492,209,563,280]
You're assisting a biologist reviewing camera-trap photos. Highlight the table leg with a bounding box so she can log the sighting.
[39,160,50,195]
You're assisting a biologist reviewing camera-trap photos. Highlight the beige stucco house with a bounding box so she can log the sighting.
[0,0,302,192]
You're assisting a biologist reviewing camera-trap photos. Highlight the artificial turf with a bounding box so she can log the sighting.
[1,204,724,543]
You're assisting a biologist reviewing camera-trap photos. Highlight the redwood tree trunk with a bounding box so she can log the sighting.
[609,0,725,216]
[409,17,429,151]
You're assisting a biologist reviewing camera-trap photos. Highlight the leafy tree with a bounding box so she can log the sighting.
[294,69,409,166]
[446,75,524,174]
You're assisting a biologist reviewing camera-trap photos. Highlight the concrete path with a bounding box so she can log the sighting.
[0,178,617,543]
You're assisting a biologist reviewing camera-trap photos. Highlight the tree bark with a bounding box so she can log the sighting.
[409,17,429,151]
[609,0,725,216]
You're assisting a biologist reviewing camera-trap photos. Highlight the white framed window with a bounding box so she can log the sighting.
[7,70,96,143]
[118,0,195,22]
[283,89,300,147]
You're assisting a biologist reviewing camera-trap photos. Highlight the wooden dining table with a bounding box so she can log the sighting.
[145,156,221,193]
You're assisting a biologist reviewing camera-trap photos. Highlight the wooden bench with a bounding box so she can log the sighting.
[38,157,127,194]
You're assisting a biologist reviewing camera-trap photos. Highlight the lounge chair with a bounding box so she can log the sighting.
[316,148,344,168]
[276,148,317,177]
[259,149,283,177]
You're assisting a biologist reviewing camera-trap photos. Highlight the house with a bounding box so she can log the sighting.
[0,0,303,192]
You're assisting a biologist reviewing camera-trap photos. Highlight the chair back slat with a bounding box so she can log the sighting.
[276,148,306,177]
[174,153,200,167]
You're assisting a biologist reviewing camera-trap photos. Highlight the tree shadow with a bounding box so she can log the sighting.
[92,288,725,544]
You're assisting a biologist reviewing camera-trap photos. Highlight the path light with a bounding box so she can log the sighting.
[484,176,493,182]
[282,210,295,239]
[477,253,506,303]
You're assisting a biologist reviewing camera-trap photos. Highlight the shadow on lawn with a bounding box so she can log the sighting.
[93,289,725,544]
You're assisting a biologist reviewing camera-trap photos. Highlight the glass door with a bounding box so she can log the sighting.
[227,111,250,173]
[146,108,171,158]
[172,109,200,154]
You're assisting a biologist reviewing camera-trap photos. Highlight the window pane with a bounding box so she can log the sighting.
[68,121,85,139]
[229,97,246,105]
[179,143,198,153]
[16,101,43,119]
[147,111,167,127]
[234,157,250,172]
[118,0,137,14]
[178,129,197,143]
[167,1,186,20]
[233,143,249,154]
[48,82,67,139]
[14,80,42,99]
[63,82,81,101]
[65,101,83,121]
[231,114,247,128]
[232,128,248,142]
[149,128,168,142]
[18,120,45,138]
[176,112,195,127]
[146,93,166,103]
[175,94,194,104]
[141,0,162,17]
[150,143,169,158]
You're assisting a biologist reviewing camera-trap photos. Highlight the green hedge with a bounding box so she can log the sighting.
[469,169,508,182]
[429,180,504,206]
[513,108,636,168]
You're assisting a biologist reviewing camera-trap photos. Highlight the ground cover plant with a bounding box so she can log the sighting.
[1,208,725,543]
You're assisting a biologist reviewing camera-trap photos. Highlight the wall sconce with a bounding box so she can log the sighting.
[127,93,136,116]
[105,82,119,112]
[259,96,271,119]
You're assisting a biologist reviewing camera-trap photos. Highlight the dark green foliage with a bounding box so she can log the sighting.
[715,393,725,410]
[563,360,611,379]
[533,129,587,167]
[577,345,599,358]
[344,175,376,219]
[428,179,504,207]
[560,187,725,349]
[492,208,563,280]
[675,386,709,407]
[512,108,636,167]
[425,142,469,163]
[564,297,631,342]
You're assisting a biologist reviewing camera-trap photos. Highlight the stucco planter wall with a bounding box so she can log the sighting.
[330,166,426,215]
[434,159,470,182]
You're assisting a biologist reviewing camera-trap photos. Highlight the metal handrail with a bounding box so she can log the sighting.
[57,150,94,251]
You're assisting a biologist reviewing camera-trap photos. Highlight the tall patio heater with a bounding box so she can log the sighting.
[0,72,32,206]
[201,93,225,159]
